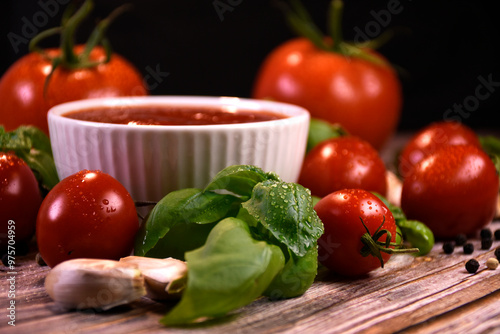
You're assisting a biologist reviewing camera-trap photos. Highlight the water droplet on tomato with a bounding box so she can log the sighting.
[102,199,109,205]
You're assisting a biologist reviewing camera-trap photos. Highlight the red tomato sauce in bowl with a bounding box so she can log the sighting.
[63,105,287,125]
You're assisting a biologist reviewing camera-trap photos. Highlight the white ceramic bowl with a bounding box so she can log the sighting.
[48,96,310,201]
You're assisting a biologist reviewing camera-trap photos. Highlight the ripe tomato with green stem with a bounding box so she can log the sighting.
[0,152,43,251]
[315,189,417,277]
[298,136,387,198]
[0,0,148,135]
[253,0,402,150]
[36,170,139,267]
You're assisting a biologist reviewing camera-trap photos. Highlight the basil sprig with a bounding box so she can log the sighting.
[134,164,324,325]
[0,126,59,192]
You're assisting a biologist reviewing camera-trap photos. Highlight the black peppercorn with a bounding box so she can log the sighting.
[454,233,467,246]
[494,229,500,241]
[442,242,454,254]
[465,259,480,273]
[463,243,474,254]
[495,247,500,261]
[480,228,492,240]
[1,253,8,267]
[481,238,493,250]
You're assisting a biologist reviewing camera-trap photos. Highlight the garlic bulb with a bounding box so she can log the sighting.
[44,259,147,311]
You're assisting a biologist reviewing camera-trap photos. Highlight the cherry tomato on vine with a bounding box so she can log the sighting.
[0,152,43,251]
[298,136,387,198]
[401,145,499,239]
[36,170,139,267]
[252,0,401,150]
[0,0,147,135]
[315,189,398,277]
[398,121,481,178]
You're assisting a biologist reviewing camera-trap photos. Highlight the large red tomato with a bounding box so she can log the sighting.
[298,136,387,198]
[401,145,499,239]
[36,170,139,267]
[0,45,147,135]
[253,37,402,150]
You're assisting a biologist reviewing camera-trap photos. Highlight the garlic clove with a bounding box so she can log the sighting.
[120,256,187,300]
[386,170,402,207]
[45,258,147,311]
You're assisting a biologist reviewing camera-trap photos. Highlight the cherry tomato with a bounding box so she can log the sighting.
[0,45,147,135]
[401,145,499,239]
[253,37,401,150]
[398,121,481,178]
[0,152,42,251]
[298,136,387,198]
[315,189,396,277]
[36,170,139,267]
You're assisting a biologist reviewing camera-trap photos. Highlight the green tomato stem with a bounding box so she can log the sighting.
[359,217,419,268]
[328,0,343,53]
[339,43,388,66]
[284,0,329,51]
[284,0,390,67]
[79,3,132,66]
[28,27,62,58]
[59,0,94,66]
[28,0,129,70]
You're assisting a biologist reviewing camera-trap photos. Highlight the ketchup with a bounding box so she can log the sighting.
[63,105,286,125]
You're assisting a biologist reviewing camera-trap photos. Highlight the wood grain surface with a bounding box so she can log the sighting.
[2,227,499,333]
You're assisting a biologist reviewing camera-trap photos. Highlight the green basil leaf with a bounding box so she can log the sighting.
[16,126,52,154]
[307,118,348,152]
[264,245,318,300]
[480,135,500,176]
[142,221,217,261]
[204,164,280,199]
[160,217,285,325]
[1,125,51,155]
[372,192,406,222]
[397,219,435,256]
[134,188,241,257]
[17,149,59,191]
[312,195,322,207]
[372,192,434,256]
[1,125,59,191]
[241,180,324,257]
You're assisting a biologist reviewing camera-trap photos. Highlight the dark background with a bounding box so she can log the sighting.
[1,0,499,131]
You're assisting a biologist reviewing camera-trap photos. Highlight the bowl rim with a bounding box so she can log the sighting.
[47,95,310,131]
